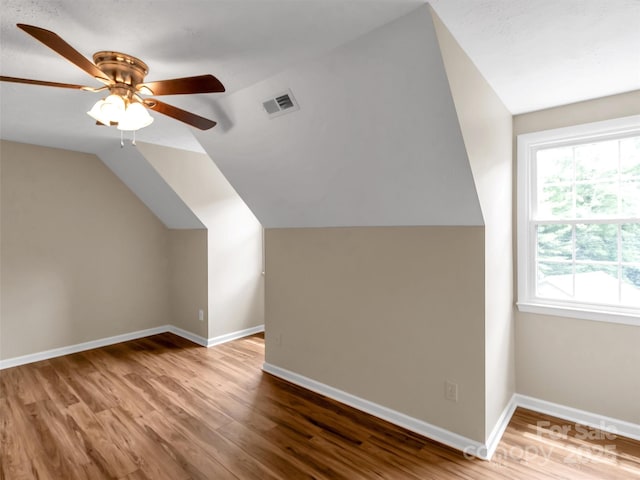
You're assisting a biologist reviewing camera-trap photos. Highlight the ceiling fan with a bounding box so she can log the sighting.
[0,24,225,131]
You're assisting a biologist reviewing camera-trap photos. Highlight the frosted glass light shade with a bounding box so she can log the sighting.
[101,94,125,121]
[117,102,154,131]
[87,99,111,126]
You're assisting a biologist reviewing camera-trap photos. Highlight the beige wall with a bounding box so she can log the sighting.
[515,90,640,133]
[0,140,171,359]
[137,143,264,339]
[168,229,208,338]
[432,9,515,439]
[514,91,640,423]
[265,227,486,442]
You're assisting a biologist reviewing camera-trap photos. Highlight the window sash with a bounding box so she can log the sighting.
[531,222,639,306]
[517,115,640,325]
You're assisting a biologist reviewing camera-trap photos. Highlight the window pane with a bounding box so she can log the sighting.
[536,147,573,219]
[575,224,617,261]
[575,140,618,181]
[622,267,640,307]
[537,262,573,299]
[620,136,640,179]
[537,224,572,260]
[537,146,573,184]
[621,180,640,217]
[574,264,619,304]
[622,223,640,263]
[521,120,640,316]
[575,181,618,218]
[538,184,573,219]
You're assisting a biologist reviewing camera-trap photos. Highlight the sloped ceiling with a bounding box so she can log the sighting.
[2,1,637,154]
[195,5,483,228]
[97,141,204,229]
[0,0,422,153]
[429,0,640,113]
[2,1,636,230]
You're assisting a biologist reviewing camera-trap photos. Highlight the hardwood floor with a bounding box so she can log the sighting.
[1,332,638,479]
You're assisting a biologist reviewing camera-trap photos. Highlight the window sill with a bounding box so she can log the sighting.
[517,302,639,327]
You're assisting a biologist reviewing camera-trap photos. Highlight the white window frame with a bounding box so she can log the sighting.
[517,115,640,326]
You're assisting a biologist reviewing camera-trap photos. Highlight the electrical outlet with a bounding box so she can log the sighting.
[445,380,458,402]
[198,309,204,322]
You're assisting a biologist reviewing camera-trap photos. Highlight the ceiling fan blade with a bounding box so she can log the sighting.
[144,99,217,130]
[0,75,88,90]
[138,74,225,96]
[17,24,111,84]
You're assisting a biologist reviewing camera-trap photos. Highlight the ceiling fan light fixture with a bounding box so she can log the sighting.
[87,99,111,126]
[100,93,125,121]
[3,25,224,133]
[117,101,154,131]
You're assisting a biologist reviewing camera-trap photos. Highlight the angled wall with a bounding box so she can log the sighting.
[96,143,204,229]
[97,144,210,340]
[431,9,515,443]
[194,7,482,228]
[194,5,487,446]
[137,143,264,339]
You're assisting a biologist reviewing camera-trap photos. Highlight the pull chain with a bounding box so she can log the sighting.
[132,129,136,146]
[120,129,124,148]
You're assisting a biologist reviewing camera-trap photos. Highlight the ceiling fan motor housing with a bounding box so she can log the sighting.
[1,24,222,130]
[92,51,149,92]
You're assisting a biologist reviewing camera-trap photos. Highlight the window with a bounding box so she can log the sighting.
[517,115,640,325]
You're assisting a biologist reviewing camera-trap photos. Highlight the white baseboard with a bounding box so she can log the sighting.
[0,325,169,370]
[207,324,265,347]
[515,393,640,442]
[484,395,518,460]
[0,323,265,370]
[262,363,640,461]
[167,325,208,347]
[262,362,489,459]
[4,329,637,457]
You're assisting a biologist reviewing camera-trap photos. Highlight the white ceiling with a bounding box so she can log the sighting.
[0,0,422,153]
[429,0,640,114]
[194,5,484,228]
[1,0,638,154]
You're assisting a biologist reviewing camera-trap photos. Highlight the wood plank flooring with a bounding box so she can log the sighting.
[1,332,638,479]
